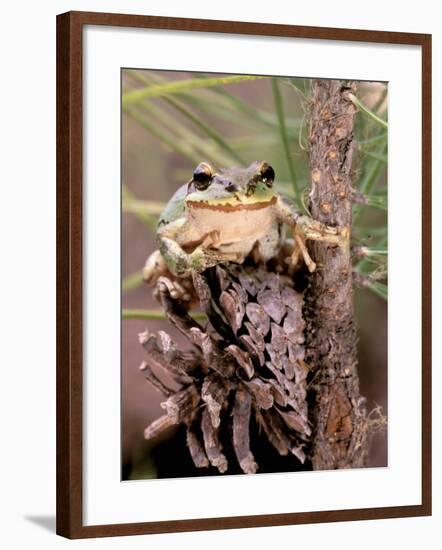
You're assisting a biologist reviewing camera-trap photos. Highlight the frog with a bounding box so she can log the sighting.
[143,161,348,289]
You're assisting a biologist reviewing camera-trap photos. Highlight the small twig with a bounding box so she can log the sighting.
[352,246,388,259]
[347,93,388,129]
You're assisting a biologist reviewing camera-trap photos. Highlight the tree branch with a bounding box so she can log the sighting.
[305,80,369,469]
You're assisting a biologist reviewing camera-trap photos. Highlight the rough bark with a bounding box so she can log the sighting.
[305,80,369,469]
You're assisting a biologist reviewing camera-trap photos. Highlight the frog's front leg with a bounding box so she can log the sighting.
[158,220,241,278]
[275,195,349,272]
[159,237,242,277]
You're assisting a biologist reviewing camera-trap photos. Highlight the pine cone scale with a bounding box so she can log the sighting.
[141,260,311,474]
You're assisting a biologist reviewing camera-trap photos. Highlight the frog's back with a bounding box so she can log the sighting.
[157,183,188,228]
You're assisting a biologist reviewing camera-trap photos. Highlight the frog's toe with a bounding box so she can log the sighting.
[201,230,221,248]
[143,249,167,285]
[156,276,191,301]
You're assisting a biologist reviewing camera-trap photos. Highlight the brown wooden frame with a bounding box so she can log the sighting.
[56,10,432,539]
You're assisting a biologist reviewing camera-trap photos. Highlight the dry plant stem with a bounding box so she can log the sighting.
[306,79,369,469]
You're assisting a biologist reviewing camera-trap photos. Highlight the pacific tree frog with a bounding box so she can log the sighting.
[143,161,348,284]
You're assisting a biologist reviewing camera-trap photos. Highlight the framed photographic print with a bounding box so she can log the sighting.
[56,11,432,538]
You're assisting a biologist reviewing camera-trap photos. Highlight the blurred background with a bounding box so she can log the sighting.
[121,70,388,480]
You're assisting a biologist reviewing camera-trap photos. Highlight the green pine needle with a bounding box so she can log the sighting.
[348,93,388,129]
[122,309,207,321]
[123,75,268,106]
[272,78,300,204]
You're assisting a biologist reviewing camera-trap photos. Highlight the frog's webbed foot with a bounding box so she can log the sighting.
[292,216,350,272]
[275,195,349,272]
[296,215,350,251]
[275,195,350,271]
[143,249,195,303]
[200,230,221,249]
[155,275,194,302]
[200,230,244,265]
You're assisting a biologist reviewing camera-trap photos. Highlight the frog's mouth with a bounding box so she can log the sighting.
[186,195,276,212]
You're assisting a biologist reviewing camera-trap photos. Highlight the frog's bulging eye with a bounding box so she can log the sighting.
[260,163,275,187]
[193,162,213,190]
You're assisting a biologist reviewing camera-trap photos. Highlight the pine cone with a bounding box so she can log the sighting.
[140,259,310,474]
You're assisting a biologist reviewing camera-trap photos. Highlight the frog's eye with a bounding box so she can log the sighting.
[192,162,213,190]
[260,163,275,187]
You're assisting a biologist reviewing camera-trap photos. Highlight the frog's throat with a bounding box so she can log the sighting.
[186,196,277,212]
